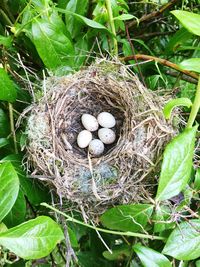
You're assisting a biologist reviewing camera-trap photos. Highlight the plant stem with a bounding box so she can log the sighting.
[41,203,165,241]
[187,76,200,128]
[8,103,18,154]
[105,0,118,55]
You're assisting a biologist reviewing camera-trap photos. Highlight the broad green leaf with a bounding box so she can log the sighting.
[163,219,200,260]
[0,138,9,148]
[194,168,200,191]
[57,8,110,32]
[165,28,192,55]
[179,58,200,73]
[0,35,12,47]
[156,126,197,201]
[3,189,26,227]
[134,244,172,267]
[1,154,51,205]
[114,14,137,21]
[0,162,19,222]
[0,68,17,102]
[103,246,131,261]
[0,216,64,259]
[163,98,192,119]
[65,0,89,38]
[100,204,153,232]
[31,18,74,71]
[0,109,10,137]
[196,260,200,267]
[171,11,200,36]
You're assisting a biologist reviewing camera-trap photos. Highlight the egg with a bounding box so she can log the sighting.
[97,112,116,128]
[81,114,99,132]
[89,139,104,156]
[77,130,92,148]
[98,128,116,144]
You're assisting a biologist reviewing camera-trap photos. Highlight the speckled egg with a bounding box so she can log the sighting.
[97,112,116,128]
[77,130,92,148]
[98,128,116,144]
[89,139,104,156]
[81,114,99,132]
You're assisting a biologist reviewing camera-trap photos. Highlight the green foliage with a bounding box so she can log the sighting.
[100,204,153,232]
[0,68,17,102]
[0,162,19,222]
[163,219,200,260]
[133,244,172,267]
[179,58,200,73]
[171,10,200,36]
[0,0,200,265]
[156,126,197,201]
[0,216,64,259]
[163,97,192,119]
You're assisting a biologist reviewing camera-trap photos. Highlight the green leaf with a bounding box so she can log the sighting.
[163,219,200,260]
[100,204,153,232]
[171,10,200,36]
[196,260,200,267]
[0,162,19,222]
[31,18,74,71]
[68,227,79,248]
[114,14,138,22]
[57,8,110,32]
[0,35,13,47]
[65,0,89,38]
[165,28,192,55]
[3,189,26,227]
[194,168,200,191]
[0,216,64,260]
[179,58,200,73]
[0,138,9,148]
[133,244,172,267]
[156,126,197,201]
[0,68,17,102]
[1,154,51,205]
[163,98,192,119]
[103,246,131,261]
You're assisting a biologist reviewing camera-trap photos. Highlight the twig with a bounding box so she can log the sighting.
[41,202,165,241]
[120,54,199,80]
[166,70,197,84]
[134,31,175,40]
[126,0,180,29]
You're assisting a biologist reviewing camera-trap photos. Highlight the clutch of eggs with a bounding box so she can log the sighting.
[77,111,116,156]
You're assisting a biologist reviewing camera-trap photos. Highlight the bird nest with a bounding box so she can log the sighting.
[25,59,178,216]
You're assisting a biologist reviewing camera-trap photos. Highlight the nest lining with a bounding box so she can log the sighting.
[25,59,178,214]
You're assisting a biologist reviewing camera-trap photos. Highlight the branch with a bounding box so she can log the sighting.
[120,54,199,80]
[126,0,180,29]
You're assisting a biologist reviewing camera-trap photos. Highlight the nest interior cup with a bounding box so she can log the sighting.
[26,59,177,215]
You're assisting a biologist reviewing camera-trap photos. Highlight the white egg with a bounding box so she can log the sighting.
[98,128,116,144]
[77,130,92,148]
[81,114,99,132]
[89,139,104,156]
[97,112,116,128]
